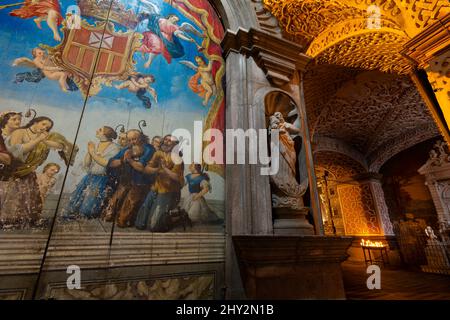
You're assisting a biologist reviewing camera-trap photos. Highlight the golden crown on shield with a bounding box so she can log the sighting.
[76,0,139,29]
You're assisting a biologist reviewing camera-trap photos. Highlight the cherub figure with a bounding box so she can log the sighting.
[115,74,157,109]
[13,47,77,92]
[9,0,63,41]
[180,56,216,106]
[36,162,60,204]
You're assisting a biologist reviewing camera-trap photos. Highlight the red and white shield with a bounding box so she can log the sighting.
[62,25,134,77]
[45,20,142,97]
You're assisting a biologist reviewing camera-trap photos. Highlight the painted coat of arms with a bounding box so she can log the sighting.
[44,0,142,97]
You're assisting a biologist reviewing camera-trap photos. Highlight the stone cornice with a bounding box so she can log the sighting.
[402,14,450,68]
[233,235,352,265]
[221,28,312,86]
[419,161,450,180]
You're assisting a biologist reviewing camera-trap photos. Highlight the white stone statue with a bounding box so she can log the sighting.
[425,226,438,241]
[422,225,450,272]
[269,111,307,210]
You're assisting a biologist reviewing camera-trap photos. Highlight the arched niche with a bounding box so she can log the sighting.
[264,90,314,235]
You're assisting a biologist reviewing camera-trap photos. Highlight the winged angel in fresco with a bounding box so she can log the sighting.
[1,0,63,41]
[115,73,158,109]
[138,0,206,68]
[12,47,78,92]
[180,56,216,106]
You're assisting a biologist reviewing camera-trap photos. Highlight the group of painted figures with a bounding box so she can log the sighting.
[64,126,221,231]
[0,110,74,229]
[0,110,221,231]
[6,0,217,108]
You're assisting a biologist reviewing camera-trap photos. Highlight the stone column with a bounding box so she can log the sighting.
[368,176,395,236]
[223,42,274,299]
[353,173,395,236]
[402,14,450,144]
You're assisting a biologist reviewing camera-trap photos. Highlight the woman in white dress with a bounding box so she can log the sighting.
[182,163,220,224]
[62,126,120,219]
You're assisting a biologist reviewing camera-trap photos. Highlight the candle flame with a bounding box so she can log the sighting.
[360,239,385,248]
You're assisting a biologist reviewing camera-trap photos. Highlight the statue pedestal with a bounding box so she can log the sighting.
[233,235,352,299]
[273,207,314,235]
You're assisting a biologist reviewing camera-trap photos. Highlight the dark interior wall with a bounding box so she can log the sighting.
[380,137,441,229]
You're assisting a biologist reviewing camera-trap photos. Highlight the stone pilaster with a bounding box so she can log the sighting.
[369,180,395,236]
[221,28,351,299]
[222,28,323,236]
[354,172,395,236]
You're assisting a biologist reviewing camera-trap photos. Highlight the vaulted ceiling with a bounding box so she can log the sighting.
[263,0,449,74]
[306,67,438,154]
[305,65,440,171]
[260,0,448,172]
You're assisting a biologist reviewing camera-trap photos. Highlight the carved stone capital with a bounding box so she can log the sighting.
[401,14,450,68]
[221,28,312,86]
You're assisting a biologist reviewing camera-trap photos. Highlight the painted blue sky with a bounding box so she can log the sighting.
[0,0,212,115]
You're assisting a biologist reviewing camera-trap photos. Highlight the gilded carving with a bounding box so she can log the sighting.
[337,183,382,235]
[314,151,366,179]
[314,31,412,74]
[425,54,450,119]
[263,0,449,73]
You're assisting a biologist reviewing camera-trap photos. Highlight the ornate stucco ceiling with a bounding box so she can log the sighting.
[314,151,366,179]
[304,65,440,170]
[263,0,450,74]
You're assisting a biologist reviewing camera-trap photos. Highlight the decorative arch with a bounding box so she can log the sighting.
[314,150,367,179]
[313,136,368,170]
[368,123,441,172]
